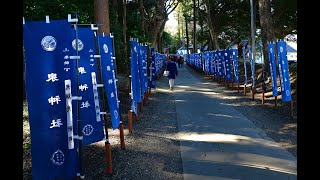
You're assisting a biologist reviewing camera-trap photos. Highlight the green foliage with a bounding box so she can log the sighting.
[23,0,93,23]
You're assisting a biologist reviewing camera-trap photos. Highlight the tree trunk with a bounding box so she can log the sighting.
[185,15,190,59]
[193,0,197,53]
[150,0,165,48]
[123,0,127,68]
[94,0,110,34]
[259,0,275,73]
[139,0,145,37]
[205,0,220,50]
[113,0,118,24]
[178,13,181,47]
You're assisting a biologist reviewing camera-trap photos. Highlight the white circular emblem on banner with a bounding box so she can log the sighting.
[72,39,84,51]
[51,149,64,166]
[270,48,273,53]
[82,124,94,136]
[114,110,118,119]
[286,90,290,96]
[103,44,108,53]
[280,46,283,53]
[134,46,137,52]
[225,53,228,56]
[233,52,235,55]
[41,36,57,51]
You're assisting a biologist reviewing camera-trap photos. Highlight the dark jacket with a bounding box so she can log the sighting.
[166,61,178,79]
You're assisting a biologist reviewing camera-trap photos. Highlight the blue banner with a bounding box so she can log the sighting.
[149,48,156,89]
[130,40,139,114]
[98,35,121,129]
[24,19,79,180]
[268,42,278,96]
[138,44,144,101]
[277,40,292,102]
[204,52,210,73]
[248,46,255,87]
[231,48,239,83]
[242,47,248,85]
[70,27,104,145]
[224,50,233,82]
[217,50,223,77]
[142,44,148,93]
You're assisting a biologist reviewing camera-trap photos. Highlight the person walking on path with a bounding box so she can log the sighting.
[166,57,178,90]
[178,55,183,68]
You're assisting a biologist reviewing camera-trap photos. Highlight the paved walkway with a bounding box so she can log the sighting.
[156,63,297,180]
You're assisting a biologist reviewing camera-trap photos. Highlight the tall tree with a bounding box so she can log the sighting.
[94,0,110,34]
[193,0,197,53]
[204,0,219,49]
[139,0,146,37]
[258,0,275,72]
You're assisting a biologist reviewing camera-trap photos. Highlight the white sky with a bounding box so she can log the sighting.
[165,10,178,36]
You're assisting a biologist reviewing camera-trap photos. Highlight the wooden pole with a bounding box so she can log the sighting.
[262,91,265,104]
[105,142,112,174]
[290,100,294,117]
[244,85,246,96]
[237,82,240,94]
[251,87,255,100]
[128,110,133,133]
[119,122,125,150]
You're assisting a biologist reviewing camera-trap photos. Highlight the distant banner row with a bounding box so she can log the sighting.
[23,16,166,180]
[186,41,292,102]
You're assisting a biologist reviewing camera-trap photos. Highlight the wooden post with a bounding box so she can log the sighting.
[262,91,265,104]
[290,100,294,117]
[244,85,246,96]
[128,110,133,133]
[119,122,125,150]
[251,87,255,100]
[237,82,240,94]
[105,142,112,174]
[139,102,143,112]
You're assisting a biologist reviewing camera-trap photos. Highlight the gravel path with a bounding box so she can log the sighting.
[23,63,296,179]
[185,65,297,158]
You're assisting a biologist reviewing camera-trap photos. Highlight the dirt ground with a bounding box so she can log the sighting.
[23,62,297,179]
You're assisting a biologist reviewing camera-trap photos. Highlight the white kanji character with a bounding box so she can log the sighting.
[78,67,86,74]
[90,59,94,62]
[107,66,111,71]
[90,64,94,66]
[64,68,70,72]
[80,101,90,108]
[64,61,69,65]
[111,92,114,98]
[108,79,113,84]
[79,84,88,91]
[50,119,63,128]
[48,95,61,105]
[46,73,59,82]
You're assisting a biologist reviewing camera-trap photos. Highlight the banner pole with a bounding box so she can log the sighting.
[95,28,112,175]
[74,14,85,180]
[128,39,134,133]
[275,96,277,107]
[290,100,294,117]
[110,33,125,150]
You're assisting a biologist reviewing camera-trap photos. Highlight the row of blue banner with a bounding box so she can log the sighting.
[187,48,239,83]
[187,42,292,102]
[23,17,121,180]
